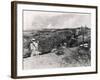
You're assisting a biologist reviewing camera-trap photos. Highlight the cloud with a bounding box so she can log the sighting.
[24,11,91,30]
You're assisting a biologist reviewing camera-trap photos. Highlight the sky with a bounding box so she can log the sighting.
[23,10,91,31]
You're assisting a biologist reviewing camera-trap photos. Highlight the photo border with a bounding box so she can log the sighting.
[11,1,98,79]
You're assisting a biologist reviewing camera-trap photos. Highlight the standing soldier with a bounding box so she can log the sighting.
[30,38,40,56]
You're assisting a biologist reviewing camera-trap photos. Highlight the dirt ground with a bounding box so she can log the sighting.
[23,47,90,70]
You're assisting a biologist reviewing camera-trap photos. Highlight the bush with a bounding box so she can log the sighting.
[62,47,91,66]
[23,48,31,58]
[38,31,72,54]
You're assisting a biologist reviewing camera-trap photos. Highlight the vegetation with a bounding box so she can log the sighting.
[23,26,91,67]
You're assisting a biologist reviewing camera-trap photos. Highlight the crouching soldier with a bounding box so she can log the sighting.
[30,38,40,56]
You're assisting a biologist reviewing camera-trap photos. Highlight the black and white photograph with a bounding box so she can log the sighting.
[23,11,91,69]
[11,1,97,78]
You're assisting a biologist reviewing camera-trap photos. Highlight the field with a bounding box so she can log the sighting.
[23,27,91,69]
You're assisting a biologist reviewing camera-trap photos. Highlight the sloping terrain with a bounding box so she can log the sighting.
[23,47,90,70]
[23,27,91,70]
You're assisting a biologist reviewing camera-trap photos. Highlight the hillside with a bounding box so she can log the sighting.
[23,27,91,69]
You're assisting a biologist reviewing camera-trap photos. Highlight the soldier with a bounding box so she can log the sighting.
[30,38,40,56]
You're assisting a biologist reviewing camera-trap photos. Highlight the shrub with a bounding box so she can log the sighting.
[62,47,91,66]
[23,48,31,58]
[38,30,73,54]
